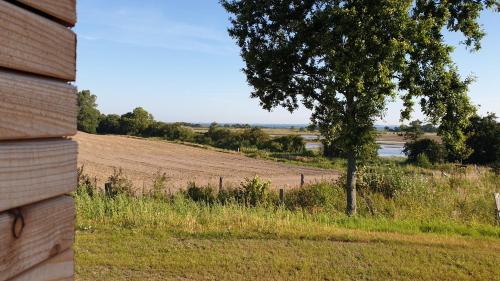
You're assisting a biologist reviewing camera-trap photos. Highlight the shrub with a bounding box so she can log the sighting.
[285,182,342,211]
[207,123,241,150]
[356,166,417,199]
[217,187,243,204]
[241,127,270,148]
[77,165,96,197]
[239,176,272,206]
[107,168,134,197]
[465,114,499,165]
[268,135,306,153]
[147,170,169,199]
[185,183,217,204]
[415,153,432,168]
[404,139,446,164]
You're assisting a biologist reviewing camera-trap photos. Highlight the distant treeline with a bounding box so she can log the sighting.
[77,90,305,153]
[384,121,438,133]
[399,117,500,167]
[77,90,499,167]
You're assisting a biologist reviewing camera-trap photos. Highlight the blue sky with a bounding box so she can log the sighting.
[76,0,499,125]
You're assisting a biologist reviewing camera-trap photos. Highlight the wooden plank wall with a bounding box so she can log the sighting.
[0,71,77,140]
[15,0,77,26]
[0,139,77,212]
[9,250,74,281]
[0,197,75,280]
[0,0,78,280]
[0,1,76,80]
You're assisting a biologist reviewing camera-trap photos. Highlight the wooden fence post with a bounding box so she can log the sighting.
[300,174,305,187]
[105,182,113,197]
[494,193,500,221]
[219,177,224,191]
[279,189,285,206]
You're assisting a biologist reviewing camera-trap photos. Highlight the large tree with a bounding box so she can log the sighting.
[120,107,155,136]
[77,90,101,134]
[221,0,498,215]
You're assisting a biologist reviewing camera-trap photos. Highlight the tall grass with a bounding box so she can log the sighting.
[75,163,500,239]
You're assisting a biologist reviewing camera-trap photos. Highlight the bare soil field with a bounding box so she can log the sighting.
[75,132,338,191]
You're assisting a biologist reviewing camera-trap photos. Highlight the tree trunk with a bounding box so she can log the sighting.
[346,150,357,216]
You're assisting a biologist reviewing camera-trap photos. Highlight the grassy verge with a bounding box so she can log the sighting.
[75,160,499,280]
[75,228,499,281]
[74,194,500,281]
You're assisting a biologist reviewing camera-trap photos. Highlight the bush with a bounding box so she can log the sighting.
[356,166,417,199]
[207,123,241,150]
[239,176,272,206]
[107,168,134,197]
[77,165,96,197]
[404,139,446,164]
[268,135,306,153]
[147,170,169,199]
[185,176,274,206]
[185,183,217,204]
[415,153,432,168]
[241,127,270,148]
[465,114,499,165]
[285,182,342,211]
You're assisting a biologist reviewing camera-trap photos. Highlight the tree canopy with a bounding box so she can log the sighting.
[465,113,500,165]
[222,0,498,214]
[77,90,101,134]
[120,107,155,136]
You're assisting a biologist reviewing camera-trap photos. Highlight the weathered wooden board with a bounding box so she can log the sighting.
[8,250,74,281]
[0,196,75,281]
[0,139,77,212]
[15,0,76,27]
[0,70,77,140]
[0,0,76,81]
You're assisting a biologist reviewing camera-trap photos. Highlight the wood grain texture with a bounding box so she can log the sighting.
[0,139,77,212]
[0,70,77,140]
[15,0,76,26]
[8,250,74,281]
[0,196,75,281]
[0,0,76,81]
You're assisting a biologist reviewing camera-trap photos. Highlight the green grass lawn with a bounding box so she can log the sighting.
[75,226,499,281]
[74,162,499,280]
[74,192,500,281]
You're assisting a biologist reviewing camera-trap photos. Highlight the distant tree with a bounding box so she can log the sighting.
[77,90,100,134]
[404,139,446,164]
[403,120,424,141]
[97,114,122,134]
[465,113,500,165]
[222,0,497,215]
[272,135,306,153]
[241,127,270,147]
[306,124,317,132]
[422,123,438,133]
[163,123,196,141]
[120,107,154,136]
[207,123,241,149]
